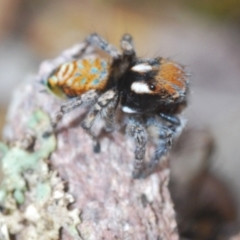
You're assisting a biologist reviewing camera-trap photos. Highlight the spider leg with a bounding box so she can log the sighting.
[146,114,184,172]
[126,117,147,179]
[159,113,180,126]
[85,33,121,60]
[100,93,119,132]
[120,34,135,57]
[51,90,99,128]
[81,89,118,152]
[149,124,173,169]
[43,90,99,138]
[69,41,92,59]
[159,113,186,137]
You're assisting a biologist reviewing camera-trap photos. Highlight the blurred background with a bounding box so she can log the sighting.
[0,0,240,239]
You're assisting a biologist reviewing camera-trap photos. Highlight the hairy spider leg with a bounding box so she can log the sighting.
[126,117,147,179]
[145,117,176,173]
[151,125,172,167]
[100,93,119,132]
[70,41,91,59]
[51,90,99,127]
[126,114,184,179]
[81,89,118,152]
[120,34,135,56]
[86,33,121,60]
[118,33,137,78]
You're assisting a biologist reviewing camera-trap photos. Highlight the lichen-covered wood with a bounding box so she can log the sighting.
[0,110,81,240]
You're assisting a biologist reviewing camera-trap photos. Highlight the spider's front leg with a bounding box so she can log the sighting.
[126,117,147,179]
[146,114,183,173]
[148,125,173,169]
[81,89,118,153]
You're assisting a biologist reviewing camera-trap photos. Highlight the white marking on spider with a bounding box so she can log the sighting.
[131,63,152,72]
[65,63,74,79]
[122,106,137,113]
[57,64,67,80]
[131,82,151,94]
[58,63,74,80]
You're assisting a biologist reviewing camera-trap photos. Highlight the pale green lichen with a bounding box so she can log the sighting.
[0,110,56,204]
[0,110,82,240]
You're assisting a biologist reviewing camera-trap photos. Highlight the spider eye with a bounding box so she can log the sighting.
[149,84,156,91]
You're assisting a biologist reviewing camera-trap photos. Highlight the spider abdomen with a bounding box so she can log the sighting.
[47,57,110,98]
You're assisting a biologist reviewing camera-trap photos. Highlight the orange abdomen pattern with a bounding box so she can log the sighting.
[48,57,110,98]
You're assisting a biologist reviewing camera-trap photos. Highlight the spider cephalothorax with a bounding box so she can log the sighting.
[45,33,189,178]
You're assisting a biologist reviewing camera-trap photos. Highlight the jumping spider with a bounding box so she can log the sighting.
[45,33,189,178]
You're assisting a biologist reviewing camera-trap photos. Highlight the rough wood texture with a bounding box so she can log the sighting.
[3,43,179,240]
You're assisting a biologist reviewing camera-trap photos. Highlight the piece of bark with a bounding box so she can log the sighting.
[3,43,179,240]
